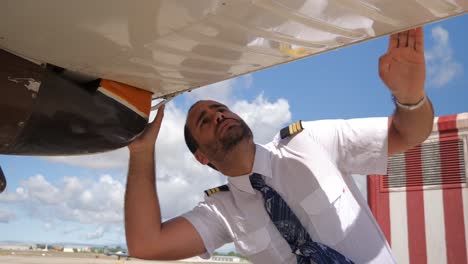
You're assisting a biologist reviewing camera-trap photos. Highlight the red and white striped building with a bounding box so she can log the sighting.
[368,113,468,264]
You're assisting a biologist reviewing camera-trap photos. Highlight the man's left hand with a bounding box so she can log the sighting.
[379,27,425,104]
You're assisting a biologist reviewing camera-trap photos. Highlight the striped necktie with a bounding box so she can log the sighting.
[249,173,354,264]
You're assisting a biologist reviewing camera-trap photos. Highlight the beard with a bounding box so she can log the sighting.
[219,119,253,152]
[201,119,253,162]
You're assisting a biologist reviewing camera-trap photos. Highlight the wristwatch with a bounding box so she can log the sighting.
[394,95,426,110]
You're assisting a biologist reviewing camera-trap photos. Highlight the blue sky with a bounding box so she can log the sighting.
[1,15,467,251]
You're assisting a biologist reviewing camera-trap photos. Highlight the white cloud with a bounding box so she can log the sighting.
[0,209,16,223]
[0,187,28,203]
[63,226,81,235]
[0,174,124,225]
[86,226,105,240]
[426,26,462,87]
[45,148,129,170]
[233,94,291,144]
[22,175,61,205]
[43,222,53,231]
[58,175,125,224]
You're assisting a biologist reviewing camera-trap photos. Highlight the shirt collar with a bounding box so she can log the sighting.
[228,144,272,194]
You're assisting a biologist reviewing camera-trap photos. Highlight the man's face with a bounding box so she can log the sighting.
[186,100,252,163]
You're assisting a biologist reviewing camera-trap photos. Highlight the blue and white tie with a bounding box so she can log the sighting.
[249,173,354,264]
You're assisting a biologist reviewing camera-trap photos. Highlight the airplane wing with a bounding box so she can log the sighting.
[0,0,467,157]
[1,0,467,97]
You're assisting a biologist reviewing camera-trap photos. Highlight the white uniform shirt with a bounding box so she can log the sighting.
[182,118,396,264]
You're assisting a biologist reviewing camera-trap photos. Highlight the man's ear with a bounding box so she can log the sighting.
[194,150,210,165]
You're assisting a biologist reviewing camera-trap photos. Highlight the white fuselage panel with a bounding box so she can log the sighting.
[1,0,467,97]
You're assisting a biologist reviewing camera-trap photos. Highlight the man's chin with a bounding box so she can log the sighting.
[221,132,251,151]
[220,125,239,138]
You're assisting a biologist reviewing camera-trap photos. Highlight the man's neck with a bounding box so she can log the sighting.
[218,141,256,177]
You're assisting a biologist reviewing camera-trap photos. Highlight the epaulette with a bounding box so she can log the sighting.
[204,184,229,197]
[280,120,303,139]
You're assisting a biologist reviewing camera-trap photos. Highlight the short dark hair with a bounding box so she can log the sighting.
[184,101,218,171]
[184,123,198,154]
[184,101,202,154]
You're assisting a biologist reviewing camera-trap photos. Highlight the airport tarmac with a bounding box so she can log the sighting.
[0,255,177,264]
[0,255,192,264]
[0,251,244,264]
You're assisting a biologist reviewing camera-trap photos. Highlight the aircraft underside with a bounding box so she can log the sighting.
[1,0,467,157]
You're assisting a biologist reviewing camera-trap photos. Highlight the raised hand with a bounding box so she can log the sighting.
[379,27,426,104]
[128,105,165,154]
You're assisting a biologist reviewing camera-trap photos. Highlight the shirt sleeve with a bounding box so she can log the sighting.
[303,117,389,175]
[181,199,233,259]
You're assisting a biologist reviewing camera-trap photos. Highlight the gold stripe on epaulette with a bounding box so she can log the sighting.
[205,186,228,196]
[295,121,303,133]
[280,120,304,139]
[209,188,216,195]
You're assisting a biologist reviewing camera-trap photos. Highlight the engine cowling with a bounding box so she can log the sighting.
[0,49,152,155]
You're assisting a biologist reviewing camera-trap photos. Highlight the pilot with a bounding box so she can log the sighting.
[124,27,433,263]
